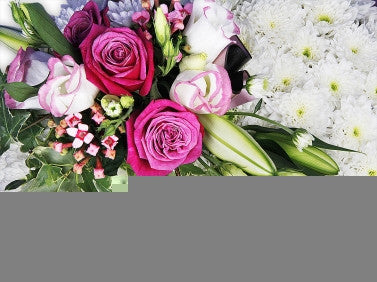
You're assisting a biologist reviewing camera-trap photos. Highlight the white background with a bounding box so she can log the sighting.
[0,0,66,71]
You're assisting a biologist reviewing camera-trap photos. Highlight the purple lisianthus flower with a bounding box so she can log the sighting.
[5,47,52,109]
[64,1,110,47]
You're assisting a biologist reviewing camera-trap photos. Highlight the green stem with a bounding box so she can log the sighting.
[225,112,295,135]
[19,114,51,133]
[198,157,221,176]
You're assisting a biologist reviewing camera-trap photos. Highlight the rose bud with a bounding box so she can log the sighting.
[170,64,232,116]
[64,1,110,47]
[38,55,99,117]
[5,47,52,109]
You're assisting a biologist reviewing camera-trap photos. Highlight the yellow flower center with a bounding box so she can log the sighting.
[352,127,361,138]
[330,82,339,92]
[318,14,333,24]
[270,21,276,29]
[282,78,291,87]
[302,47,312,59]
[351,48,359,54]
[296,107,306,118]
[368,170,377,176]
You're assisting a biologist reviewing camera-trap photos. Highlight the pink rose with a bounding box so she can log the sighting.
[5,47,52,109]
[38,56,99,117]
[80,25,154,96]
[170,64,232,115]
[64,1,110,47]
[126,99,204,176]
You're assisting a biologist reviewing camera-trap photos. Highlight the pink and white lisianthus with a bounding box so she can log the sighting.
[170,63,232,115]
[38,55,100,117]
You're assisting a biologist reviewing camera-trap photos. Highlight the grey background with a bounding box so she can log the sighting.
[0,177,376,282]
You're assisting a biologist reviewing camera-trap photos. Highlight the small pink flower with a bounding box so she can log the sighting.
[92,112,106,125]
[103,149,116,160]
[94,158,105,179]
[55,126,67,138]
[73,158,90,175]
[102,135,119,150]
[65,113,82,128]
[86,143,100,156]
[132,10,150,29]
[52,142,73,154]
[74,149,86,162]
[67,124,95,149]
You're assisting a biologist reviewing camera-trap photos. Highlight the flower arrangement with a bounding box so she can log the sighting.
[0,0,359,192]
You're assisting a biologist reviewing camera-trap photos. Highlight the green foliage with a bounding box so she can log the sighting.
[3,82,38,102]
[0,72,31,156]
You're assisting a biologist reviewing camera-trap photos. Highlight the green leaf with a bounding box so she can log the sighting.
[179,164,206,176]
[150,79,163,101]
[253,99,263,114]
[5,179,27,190]
[94,177,112,192]
[0,25,32,51]
[20,3,80,61]
[3,82,38,102]
[18,123,44,153]
[32,146,76,167]
[0,82,31,156]
[20,164,81,192]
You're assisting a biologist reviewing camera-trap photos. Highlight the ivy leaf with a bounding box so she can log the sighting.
[18,123,44,153]
[32,146,76,167]
[0,79,31,156]
[79,168,113,192]
[20,165,81,192]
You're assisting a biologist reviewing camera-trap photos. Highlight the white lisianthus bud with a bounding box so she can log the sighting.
[220,163,247,176]
[179,53,208,72]
[292,129,315,152]
[154,7,170,46]
[101,95,123,118]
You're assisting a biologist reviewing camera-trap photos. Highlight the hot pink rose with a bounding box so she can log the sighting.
[64,1,110,47]
[126,99,204,176]
[170,64,232,115]
[80,25,154,96]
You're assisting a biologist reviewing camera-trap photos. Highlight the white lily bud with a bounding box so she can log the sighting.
[198,114,277,176]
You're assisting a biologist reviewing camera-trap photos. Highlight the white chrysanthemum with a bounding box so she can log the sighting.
[290,24,330,62]
[331,96,377,150]
[215,0,242,11]
[304,0,358,35]
[333,24,377,71]
[364,67,377,104]
[275,86,334,136]
[239,0,305,43]
[270,54,307,92]
[0,143,29,191]
[312,57,365,99]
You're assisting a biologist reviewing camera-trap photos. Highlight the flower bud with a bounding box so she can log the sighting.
[255,133,339,175]
[163,40,176,58]
[292,129,315,152]
[198,114,277,176]
[101,95,123,118]
[120,96,135,109]
[0,25,32,51]
[277,169,306,176]
[154,7,170,46]
[220,163,247,176]
[179,53,208,72]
